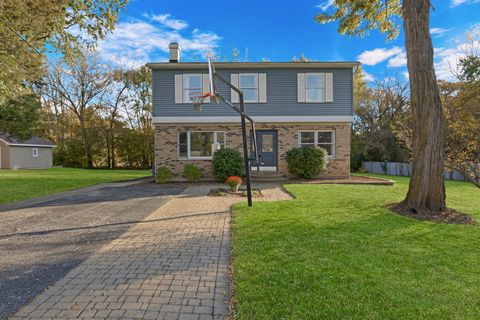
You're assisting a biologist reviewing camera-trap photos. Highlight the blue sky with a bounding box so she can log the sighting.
[96,0,480,82]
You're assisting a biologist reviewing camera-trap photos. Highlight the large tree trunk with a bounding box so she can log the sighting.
[403,0,446,212]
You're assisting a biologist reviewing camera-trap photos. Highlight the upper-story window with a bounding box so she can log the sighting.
[231,73,267,103]
[305,73,325,102]
[239,74,258,102]
[182,74,202,103]
[297,72,333,103]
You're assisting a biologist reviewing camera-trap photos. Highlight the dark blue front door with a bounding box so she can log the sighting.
[252,131,278,168]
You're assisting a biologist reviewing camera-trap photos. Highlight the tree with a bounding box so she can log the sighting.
[316,0,446,213]
[44,55,112,167]
[0,93,40,139]
[353,76,410,164]
[121,66,154,168]
[101,69,134,168]
[0,0,127,102]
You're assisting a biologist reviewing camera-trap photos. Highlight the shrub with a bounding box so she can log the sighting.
[155,166,172,183]
[225,175,243,191]
[183,164,203,182]
[212,148,243,181]
[357,167,369,173]
[285,146,328,179]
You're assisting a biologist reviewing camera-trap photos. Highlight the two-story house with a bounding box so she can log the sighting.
[147,43,358,180]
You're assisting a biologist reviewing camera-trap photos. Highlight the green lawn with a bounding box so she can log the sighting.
[0,168,150,205]
[232,176,480,319]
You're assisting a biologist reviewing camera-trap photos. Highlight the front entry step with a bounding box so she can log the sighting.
[250,171,288,182]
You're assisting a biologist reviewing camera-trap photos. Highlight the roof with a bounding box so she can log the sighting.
[146,61,360,70]
[0,133,56,147]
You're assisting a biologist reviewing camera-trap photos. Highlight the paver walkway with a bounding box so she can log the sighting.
[11,183,291,320]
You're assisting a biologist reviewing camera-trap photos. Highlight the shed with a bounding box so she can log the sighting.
[0,133,55,169]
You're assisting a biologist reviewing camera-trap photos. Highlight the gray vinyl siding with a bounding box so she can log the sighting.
[152,68,353,118]
[8,146,53,169]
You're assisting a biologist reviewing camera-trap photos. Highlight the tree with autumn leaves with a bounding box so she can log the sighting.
[317,0,448,213]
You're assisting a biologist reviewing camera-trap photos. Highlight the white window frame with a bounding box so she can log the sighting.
[239,73,259,103]
[178,131,226,160]
[182,73,203,103]
[32,148,39,157]
[297,130,335,158]
[305,73,325,103]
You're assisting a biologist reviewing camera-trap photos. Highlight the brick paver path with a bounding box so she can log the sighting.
[11,184,290,320]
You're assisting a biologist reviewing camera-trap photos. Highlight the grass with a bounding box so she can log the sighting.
[0,168,150,205]
[232,175,480,319]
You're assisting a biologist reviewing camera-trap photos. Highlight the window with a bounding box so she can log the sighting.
[32,148,39,157]
[305,73,325,102]
[183,74,202,103]
[178,131,226,159]
[239,74,258,102]
[298,130,335,157]
[262,134,273,152]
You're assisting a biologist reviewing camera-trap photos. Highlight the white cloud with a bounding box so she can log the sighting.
[433,24,480,81]
[451,0,480,7]
[145,13,188,31]
[430,28,451,37]
[316,0,335,11]
[357,47,403,66]
[362,71,375,82]
[387,51,407,67]
[96,15,221,67]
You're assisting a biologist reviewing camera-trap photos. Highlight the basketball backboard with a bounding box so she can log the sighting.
[207,59,219,104]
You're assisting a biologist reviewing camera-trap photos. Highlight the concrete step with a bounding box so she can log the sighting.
[250,171,288,182]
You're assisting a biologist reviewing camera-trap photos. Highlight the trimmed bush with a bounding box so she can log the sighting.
[183,164,203,182]
[212,148,243,181]
[155,166,172,183]
[285,146,328,179]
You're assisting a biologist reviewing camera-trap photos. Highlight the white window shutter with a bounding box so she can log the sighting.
[175,74,183,103]
[231,74,239,103]
[297,73,306,102]
[325,73,334,102]
[202,74,210,103]
[259,73,267,103]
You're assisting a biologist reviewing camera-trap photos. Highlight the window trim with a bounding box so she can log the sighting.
[32,148,39,157]
[297,130,335,158]
[304,73,326,103]
[182,73,203,103]
[178,130,227,160]
[239,73,259,103]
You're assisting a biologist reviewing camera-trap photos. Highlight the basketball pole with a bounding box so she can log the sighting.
[204,70,257,207]
[239,92,253,207]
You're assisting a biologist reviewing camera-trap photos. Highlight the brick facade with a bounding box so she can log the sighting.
[155,122,351,180]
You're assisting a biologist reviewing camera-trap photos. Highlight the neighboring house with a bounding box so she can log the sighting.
[0,133,55,169]
[147,43,358,180]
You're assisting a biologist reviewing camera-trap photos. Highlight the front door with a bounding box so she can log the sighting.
[252,130,278,169]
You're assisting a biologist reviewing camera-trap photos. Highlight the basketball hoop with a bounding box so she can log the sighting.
[190,91,214,112]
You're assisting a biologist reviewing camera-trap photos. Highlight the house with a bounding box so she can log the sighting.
[147,43,358,180]
[0,133,55,169]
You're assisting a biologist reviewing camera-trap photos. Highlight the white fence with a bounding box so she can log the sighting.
[362,161,467,181]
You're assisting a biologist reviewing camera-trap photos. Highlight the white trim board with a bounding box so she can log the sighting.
[153,116,354,123]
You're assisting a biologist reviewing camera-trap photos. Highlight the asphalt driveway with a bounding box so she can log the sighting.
[0,183,185,319]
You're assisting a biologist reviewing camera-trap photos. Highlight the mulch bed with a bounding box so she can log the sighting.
[208,188,263,198]
[387,202,476,225]
[292,175,395,186]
